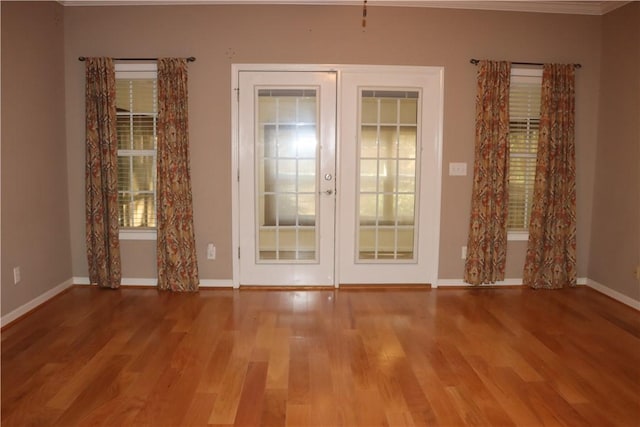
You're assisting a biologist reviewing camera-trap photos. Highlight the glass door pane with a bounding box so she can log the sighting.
[256,89,318,262]
[357,90,419,261]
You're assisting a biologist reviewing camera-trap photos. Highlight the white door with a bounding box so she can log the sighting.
[238,71,337,286]
[338,69,443,285]
[234,65,443,287]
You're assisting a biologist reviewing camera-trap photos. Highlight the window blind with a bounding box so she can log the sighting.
[115,73,158,228]
[508,70,542,231]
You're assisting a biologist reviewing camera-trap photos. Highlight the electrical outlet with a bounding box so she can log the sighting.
[207,243,216,260]
[13,266,21,284]
[461,246,467,260]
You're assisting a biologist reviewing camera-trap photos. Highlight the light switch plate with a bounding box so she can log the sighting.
[449,162,467,176]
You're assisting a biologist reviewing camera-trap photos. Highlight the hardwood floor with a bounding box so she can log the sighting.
[2,286,639,426]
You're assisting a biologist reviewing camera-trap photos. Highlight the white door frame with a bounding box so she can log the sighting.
[231,64,443,288]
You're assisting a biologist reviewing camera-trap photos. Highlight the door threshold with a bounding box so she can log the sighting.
[339,283,432,290]
[239,285,335,291]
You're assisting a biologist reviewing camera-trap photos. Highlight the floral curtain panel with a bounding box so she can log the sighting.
[85,57,122,289]
[464,60,511,285]
[523,64,577,289]
[156,58,200,292]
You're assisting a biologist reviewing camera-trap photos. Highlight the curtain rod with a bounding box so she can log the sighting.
[470,58,581,69]
[78,56,196,62]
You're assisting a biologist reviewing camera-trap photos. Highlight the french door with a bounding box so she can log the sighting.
[235,66,443,287]
[238,71,337,285]
[338,69,443,284]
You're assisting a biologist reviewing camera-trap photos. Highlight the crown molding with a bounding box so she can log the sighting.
[56,0,632,15]
[416,1,632,15]
[599,0,632,13]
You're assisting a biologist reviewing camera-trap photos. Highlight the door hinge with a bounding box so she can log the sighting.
[237,169,240,182]
[238,247,240,259]
[234,87,239,102]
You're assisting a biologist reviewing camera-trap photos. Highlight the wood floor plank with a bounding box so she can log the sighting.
[2,286,639,426]
[233,362,268,426]
[207,355,250,425]
[82,396,145,426]
[46,328,133,411]
[287,337,310,405]
[52,354,131,426]
[180,392,218,427]
[198,331,235,393]
[265,327,290,390]
[259,389,287,427]
[465,359,543,427]
[284,404,310,427]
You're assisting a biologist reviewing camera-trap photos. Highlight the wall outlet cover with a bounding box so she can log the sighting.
[207,243,216,260]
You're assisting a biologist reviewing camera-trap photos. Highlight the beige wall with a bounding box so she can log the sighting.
[589,2,640,300]
[62,5,602,282]
[1,1,71,315]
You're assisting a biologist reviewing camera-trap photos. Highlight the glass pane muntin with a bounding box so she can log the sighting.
[356,88,420,263]
[255,87,320,263]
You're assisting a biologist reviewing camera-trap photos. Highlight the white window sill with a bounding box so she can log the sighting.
[508,231,529,241]
[119,229,157,240]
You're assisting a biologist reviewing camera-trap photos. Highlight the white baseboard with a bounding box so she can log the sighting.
[586,278,640,310]
[437,278,525,287]
[74,277,157,286]
[437,277,639,310]
[199,279,233,288]
[73,277,233,288]
[73,276,91,285]
[437,277,588,287]
[1,278,74,328]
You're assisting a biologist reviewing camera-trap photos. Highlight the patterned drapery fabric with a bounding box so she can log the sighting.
[523,64,577,289]
[85,57,122,289]
[156,58,200,292]
[464,60,511,285]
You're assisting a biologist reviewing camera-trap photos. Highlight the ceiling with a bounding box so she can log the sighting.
[57,0,631,15]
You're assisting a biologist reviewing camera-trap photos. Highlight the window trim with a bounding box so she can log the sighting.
[507,230,529,241]
[115,63,158,240]
[119,229,157,240]
[507,66,542,242]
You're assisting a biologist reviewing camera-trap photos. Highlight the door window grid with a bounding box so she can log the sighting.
[357,90,419,261]
[257,89,318,262]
